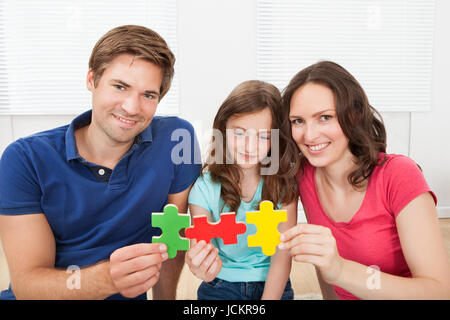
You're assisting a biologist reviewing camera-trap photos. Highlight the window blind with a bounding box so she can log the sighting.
[257,0,435,112]
[0,0,178,115]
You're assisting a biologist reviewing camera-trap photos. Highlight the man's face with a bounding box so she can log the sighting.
[86,53,163,145]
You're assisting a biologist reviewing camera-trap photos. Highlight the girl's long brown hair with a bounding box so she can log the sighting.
[282,61,387,188]
[204,80,300,212]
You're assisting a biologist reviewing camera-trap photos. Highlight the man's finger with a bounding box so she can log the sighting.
[110,243,167,263]
[114,264,160,290]
[120,272,160,298]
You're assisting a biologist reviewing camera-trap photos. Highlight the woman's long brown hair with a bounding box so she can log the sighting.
[281,61,387,188]
[204,80,300,212]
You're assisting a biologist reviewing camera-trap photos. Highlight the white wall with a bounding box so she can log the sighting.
[0,0,448,218]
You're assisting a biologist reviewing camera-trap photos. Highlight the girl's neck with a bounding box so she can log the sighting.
[239,165,261,182]
[238,165,261,203]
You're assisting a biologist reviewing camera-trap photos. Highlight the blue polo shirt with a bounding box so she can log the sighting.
[0,110,201,300]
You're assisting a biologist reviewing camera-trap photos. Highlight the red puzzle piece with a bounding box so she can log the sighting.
[185,212,247,244]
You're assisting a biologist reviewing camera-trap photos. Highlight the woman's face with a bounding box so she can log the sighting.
[225,107,272,170]
[289,82,351,169]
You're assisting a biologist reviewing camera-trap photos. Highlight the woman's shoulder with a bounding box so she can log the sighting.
[374,153,437,214]
[377,153,422,174]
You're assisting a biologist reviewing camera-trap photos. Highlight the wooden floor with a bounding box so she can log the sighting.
[1,219,449,299]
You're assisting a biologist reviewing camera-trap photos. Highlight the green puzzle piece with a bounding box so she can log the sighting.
[151,204,190,259]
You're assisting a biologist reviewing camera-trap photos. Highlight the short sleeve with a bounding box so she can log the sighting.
[0,140,43,215]
[188,174,214,213]
[168,119,202,194]
[383,155,437,218]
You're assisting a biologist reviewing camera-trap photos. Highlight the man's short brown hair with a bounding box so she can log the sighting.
[89,25,175,100]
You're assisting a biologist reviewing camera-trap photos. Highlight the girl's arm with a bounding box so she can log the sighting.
[280,192,450,299]
[261,200,298,300]
[185,204,222,282]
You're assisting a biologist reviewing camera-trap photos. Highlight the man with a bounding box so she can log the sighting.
[0,25,201,300]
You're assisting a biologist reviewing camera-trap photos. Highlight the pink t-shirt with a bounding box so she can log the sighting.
[297,153,437,300]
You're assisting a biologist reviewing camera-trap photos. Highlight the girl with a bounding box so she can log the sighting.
[185,80,300,300]
[279,61,450,299]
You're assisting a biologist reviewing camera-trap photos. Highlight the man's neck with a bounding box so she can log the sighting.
[75,124,134,170]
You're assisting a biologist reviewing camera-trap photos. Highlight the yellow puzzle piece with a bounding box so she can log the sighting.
[246,200,287,256]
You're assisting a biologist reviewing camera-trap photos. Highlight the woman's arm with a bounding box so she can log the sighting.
[261,200,297,299]
[315,268,339,300]
[280,192,450,299]
[333,192,450,299]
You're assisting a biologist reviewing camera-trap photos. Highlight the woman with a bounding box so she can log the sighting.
[278,61,450,299]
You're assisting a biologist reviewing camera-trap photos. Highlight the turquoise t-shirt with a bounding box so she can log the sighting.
[188,172,272,282]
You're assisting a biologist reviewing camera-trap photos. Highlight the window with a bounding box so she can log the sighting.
[257,0,435,111]
[0,0,178,115]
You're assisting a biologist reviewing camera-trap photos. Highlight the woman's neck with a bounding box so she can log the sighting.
[316,152,361,192]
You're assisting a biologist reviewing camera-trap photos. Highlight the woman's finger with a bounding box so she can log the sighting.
[289,243,327,257]
[292,253,325,266]
[281,223,330,242]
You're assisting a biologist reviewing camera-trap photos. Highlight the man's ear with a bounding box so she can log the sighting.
[86,69,95,92]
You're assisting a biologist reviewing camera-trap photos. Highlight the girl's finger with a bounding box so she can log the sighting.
[206,256,222,280]
[191,243,215,267]
[186,240,206,259]
[198,248,219,274]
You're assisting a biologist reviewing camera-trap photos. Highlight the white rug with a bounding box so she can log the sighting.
[294,293,323,300]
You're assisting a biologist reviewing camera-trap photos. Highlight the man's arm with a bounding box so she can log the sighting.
[0,213,169,299]
[0,213,117,299]
[151,184,193,300]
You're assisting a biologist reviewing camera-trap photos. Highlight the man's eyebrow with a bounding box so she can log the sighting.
[111,79,130,87]
[144,89,160,97]
[111,79,160,96]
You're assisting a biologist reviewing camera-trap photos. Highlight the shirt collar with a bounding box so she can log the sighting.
[65,110,154,161]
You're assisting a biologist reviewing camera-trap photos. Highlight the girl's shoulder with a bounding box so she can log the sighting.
[196,170,216,185]
[192,171,222,193]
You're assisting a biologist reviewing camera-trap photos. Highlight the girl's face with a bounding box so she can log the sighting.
[289,82,351,169]
[225,107,272,170]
